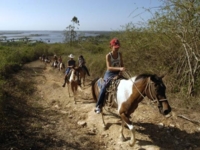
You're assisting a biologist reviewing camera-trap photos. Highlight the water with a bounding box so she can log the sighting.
[0,30,111,43]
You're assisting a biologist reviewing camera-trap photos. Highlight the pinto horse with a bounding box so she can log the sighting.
[91,73,171,146]
[65,68,80,104]
[59,62,65,71]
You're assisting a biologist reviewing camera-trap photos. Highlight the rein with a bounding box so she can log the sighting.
[123,71,168,103]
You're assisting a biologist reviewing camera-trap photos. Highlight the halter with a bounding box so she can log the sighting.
[123,71,168,103]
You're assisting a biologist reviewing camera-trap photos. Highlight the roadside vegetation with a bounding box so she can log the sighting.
[0,0,200,148]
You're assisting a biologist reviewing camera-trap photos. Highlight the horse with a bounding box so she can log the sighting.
[91,73,171,146]
[76,66,87,87]
[52,60,59,68]
[44,57,51,63]
[58,62,65,71]
[65,68,80,104]
[39,56,43,62]
[39,56,51,68]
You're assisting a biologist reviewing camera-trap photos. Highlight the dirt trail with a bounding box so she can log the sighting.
[2,60,200,150]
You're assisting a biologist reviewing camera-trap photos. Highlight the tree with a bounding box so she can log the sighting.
[65,16,80,46]
[148,0,200,96]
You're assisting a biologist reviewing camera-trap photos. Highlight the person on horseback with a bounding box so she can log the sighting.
[58,55,62,67]
[58,56,62,64]
[95,38,126,114]
[62,54,76,87]
[78,55,90,76]
[42,54,45,62]
[52,54,58,67]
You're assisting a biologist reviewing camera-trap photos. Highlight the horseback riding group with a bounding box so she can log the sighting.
[40,37,172,147]
[39,54,51,63]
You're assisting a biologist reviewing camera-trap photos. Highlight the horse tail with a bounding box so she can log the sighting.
[91,77,99,102]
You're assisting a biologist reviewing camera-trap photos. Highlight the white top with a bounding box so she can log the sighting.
[109,52,121,67]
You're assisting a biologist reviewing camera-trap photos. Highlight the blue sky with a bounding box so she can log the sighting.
[0,0,163,31]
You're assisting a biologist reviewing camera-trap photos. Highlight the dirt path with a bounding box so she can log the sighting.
[1,60,200,150]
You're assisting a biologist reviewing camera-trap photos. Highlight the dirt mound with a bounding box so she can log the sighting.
[1,60,200,150]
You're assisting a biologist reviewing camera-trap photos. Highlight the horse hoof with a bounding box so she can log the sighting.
[120,136,126,142]
[129,140,136,147]
[103,125,107,130]
[165,113,171,118]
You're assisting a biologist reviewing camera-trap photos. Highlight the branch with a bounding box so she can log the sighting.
[177,115,200,125]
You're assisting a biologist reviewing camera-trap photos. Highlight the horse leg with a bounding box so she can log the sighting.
[80,76,85,88]
[120,119,126,141]
[100,109,107,129]
[67,83,70,97]
[74,82,78,104]
[83,76,85,87]
[71,82,76,104]
[62,75,69,87]
[120,113,136,146]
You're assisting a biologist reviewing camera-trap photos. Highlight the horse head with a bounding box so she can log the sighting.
[147,74,171,116]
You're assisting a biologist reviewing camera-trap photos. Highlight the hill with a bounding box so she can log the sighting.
[1,60,200,150]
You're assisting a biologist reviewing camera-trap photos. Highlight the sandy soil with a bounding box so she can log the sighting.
[1,60,200,150]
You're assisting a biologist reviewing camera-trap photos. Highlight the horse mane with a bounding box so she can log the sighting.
[135,73,155,81]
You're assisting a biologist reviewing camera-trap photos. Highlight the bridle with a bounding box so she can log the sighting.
[144,78,168,103]
[123,71,168,103]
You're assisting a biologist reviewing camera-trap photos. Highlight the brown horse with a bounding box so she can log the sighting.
[76,67,87,87]
[91,73,171,146]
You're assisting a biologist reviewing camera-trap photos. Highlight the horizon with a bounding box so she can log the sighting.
[0,30,117,32]
[0,30,112,43]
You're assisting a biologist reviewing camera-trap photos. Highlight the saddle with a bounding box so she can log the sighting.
[97,74,127,108]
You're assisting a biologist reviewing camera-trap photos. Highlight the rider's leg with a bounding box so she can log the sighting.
[62,68,70,87]
[83,66,90,76]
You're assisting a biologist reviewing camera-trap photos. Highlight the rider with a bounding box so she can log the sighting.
[58,56,62,68]
[95,38,125,114]
[62,54,76,87]
[78,55,90,76]
[58,56,62,64]
[42,54,45,61]
[52,54,58,67]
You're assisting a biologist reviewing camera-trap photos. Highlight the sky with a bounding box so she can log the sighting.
[0,0,163,31]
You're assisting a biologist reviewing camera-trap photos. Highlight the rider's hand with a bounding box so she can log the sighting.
[120,67,125,71]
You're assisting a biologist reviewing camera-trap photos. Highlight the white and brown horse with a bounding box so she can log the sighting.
[58,62,65,71]
[65,68,80,104]
[91,73,171,146]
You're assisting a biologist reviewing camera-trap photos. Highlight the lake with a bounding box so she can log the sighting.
[0,30,111,43]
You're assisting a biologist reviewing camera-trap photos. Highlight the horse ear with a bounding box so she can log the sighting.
[160,75,165,79]
[150,74,157,82]
[151,74,163,82]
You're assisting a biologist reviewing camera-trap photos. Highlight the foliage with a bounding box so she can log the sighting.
[65,16,80,46]
[148,0,200,96]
